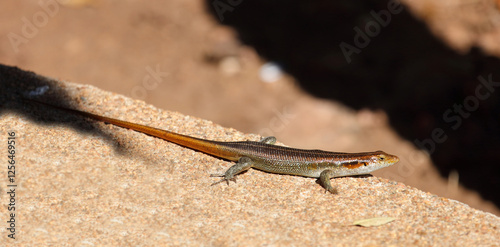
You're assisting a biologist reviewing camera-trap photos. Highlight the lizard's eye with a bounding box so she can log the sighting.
[379,155,386,161]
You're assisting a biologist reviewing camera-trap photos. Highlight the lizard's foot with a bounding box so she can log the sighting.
[259,136,277,144]
[210,173,236,186]
[210,157,253,187]
[323,185,338,194]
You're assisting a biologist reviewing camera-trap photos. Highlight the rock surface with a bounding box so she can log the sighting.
[0,66,498,246]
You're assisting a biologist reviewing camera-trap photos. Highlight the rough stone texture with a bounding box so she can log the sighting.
[0,66,498,246]
[2,0,500,216]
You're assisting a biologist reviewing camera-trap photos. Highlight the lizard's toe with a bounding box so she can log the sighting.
[210,174,236,186]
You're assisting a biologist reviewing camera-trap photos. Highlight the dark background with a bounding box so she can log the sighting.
[204,0,500,207]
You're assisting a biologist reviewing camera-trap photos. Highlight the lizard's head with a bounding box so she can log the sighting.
[369,151,399,169]
[340,151,399,176]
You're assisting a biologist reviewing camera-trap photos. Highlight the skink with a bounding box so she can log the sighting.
[32,100,399,193]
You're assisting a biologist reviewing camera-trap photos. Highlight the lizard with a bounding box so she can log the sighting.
[30,99,399,194]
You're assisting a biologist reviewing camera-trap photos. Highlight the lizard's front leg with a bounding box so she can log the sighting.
[319,169,339,194]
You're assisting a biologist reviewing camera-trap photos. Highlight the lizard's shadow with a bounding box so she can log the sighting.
[0,65,171,171]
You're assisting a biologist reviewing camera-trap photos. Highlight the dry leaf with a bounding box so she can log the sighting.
[352,217,396,227]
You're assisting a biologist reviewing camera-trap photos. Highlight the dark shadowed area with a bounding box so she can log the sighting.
[204,0,500,210]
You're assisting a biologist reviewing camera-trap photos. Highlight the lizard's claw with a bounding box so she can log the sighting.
[324,187,338,194]
[210,174,236,186]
